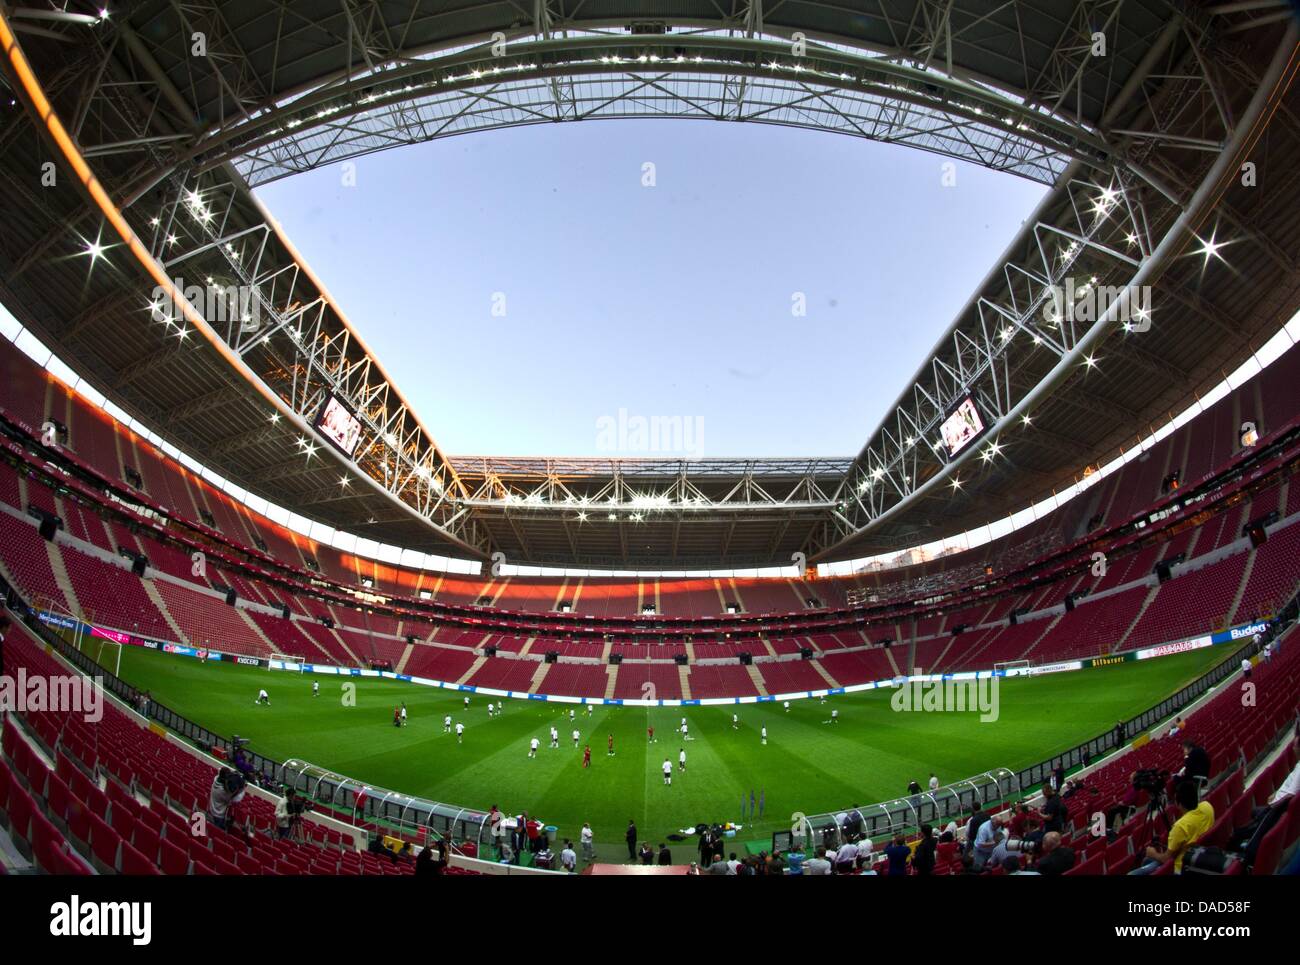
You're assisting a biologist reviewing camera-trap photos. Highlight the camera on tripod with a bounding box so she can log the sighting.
[1132,769,1169,793]
[217,767,247,796]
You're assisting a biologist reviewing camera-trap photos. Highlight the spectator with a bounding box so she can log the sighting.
[990,831,1026,869]
[1178,740,1211,783]
[1166,716,1184,738]
[884,834,911,876]
[560,839,578,872]
[929,773,940,791]
[1270,757,1300,804]
[1106,773,1142,832]
[415,841,446,876]
[763,851,784,876]
[513,811,528,856]
[785,846,806,875]
[274,788,296,839]
[697,827,714,866]
[1051,763,1067,793]
[1039,785,1065,835]
[1241,656,1252,679]
[972,815,1002,870]
[1008,802,1037,839]
[639,842,654,865]
[912,824,936,875]
[1113,720,1126,746]
[1035,831,1075,874]
[1130,781,1214,875]
[804,850,834,875]
[965,803,990,852]
[834,837,858,874]
[657,842,672,866]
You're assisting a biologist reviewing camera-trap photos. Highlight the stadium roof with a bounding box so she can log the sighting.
[0,2,1297,569]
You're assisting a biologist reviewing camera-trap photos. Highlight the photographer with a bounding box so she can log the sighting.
[209,767,247,832]
[275,788,298,839]
[1129,780,1214,875]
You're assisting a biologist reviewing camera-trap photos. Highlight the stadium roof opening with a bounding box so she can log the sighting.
[254,120,1048,460]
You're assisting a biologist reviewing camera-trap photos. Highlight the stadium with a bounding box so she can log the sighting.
[0,0,1298,912]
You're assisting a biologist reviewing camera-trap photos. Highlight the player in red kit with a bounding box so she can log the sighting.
[607,733,615,756]
[582,745,591,768]
[648,726,655,744]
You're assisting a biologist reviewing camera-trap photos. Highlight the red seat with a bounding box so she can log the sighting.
[132,824,161,863]
[159,838,189,875]
[31,817,91,875]
[0,757,12,829]
[1251,814,1290,875]
[7,782,35,858]
[87,812,121,874]
[1065,851,1105,876]
[110,802,137,840]
[65,800,92,856]
[44,773,73,829]
[119,841,161,875]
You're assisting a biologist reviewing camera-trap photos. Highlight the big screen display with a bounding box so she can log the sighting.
[314,394,363,458]
[939,397,985,458]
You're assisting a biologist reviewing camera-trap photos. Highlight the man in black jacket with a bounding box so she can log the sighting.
[912,824,937,875]
[1180,741,1211,783]
[625,819,638,861]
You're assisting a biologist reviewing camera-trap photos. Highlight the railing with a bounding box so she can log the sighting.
[280,759,487,846]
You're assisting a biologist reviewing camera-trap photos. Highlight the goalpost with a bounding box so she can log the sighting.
[994,659,1031,677]
[268,654,307,673]
[95,639,124,678]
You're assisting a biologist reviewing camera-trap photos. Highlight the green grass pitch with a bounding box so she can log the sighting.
[107,642,1237,859]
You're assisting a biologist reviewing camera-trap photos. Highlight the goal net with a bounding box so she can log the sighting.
[268,654,307,673]
[994,659,1031,676]
[95,638,123,678]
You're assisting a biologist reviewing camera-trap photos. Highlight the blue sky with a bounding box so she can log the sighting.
[255,120,1046,459]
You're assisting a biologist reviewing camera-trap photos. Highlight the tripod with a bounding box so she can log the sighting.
[1141,789,1171,851]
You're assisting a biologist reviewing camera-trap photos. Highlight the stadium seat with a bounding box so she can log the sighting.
[1250,814,1290,875]
[119,841,161,875]
[158,838,190,876]
[0,757,11,829]
[7,783,36,860]
[87,812,122,874]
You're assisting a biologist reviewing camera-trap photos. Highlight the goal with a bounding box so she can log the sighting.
[95,638,124,678]
[994,659,1031,676]
[268,654,307,673]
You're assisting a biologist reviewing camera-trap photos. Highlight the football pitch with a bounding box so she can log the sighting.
[107,642,1237,857]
